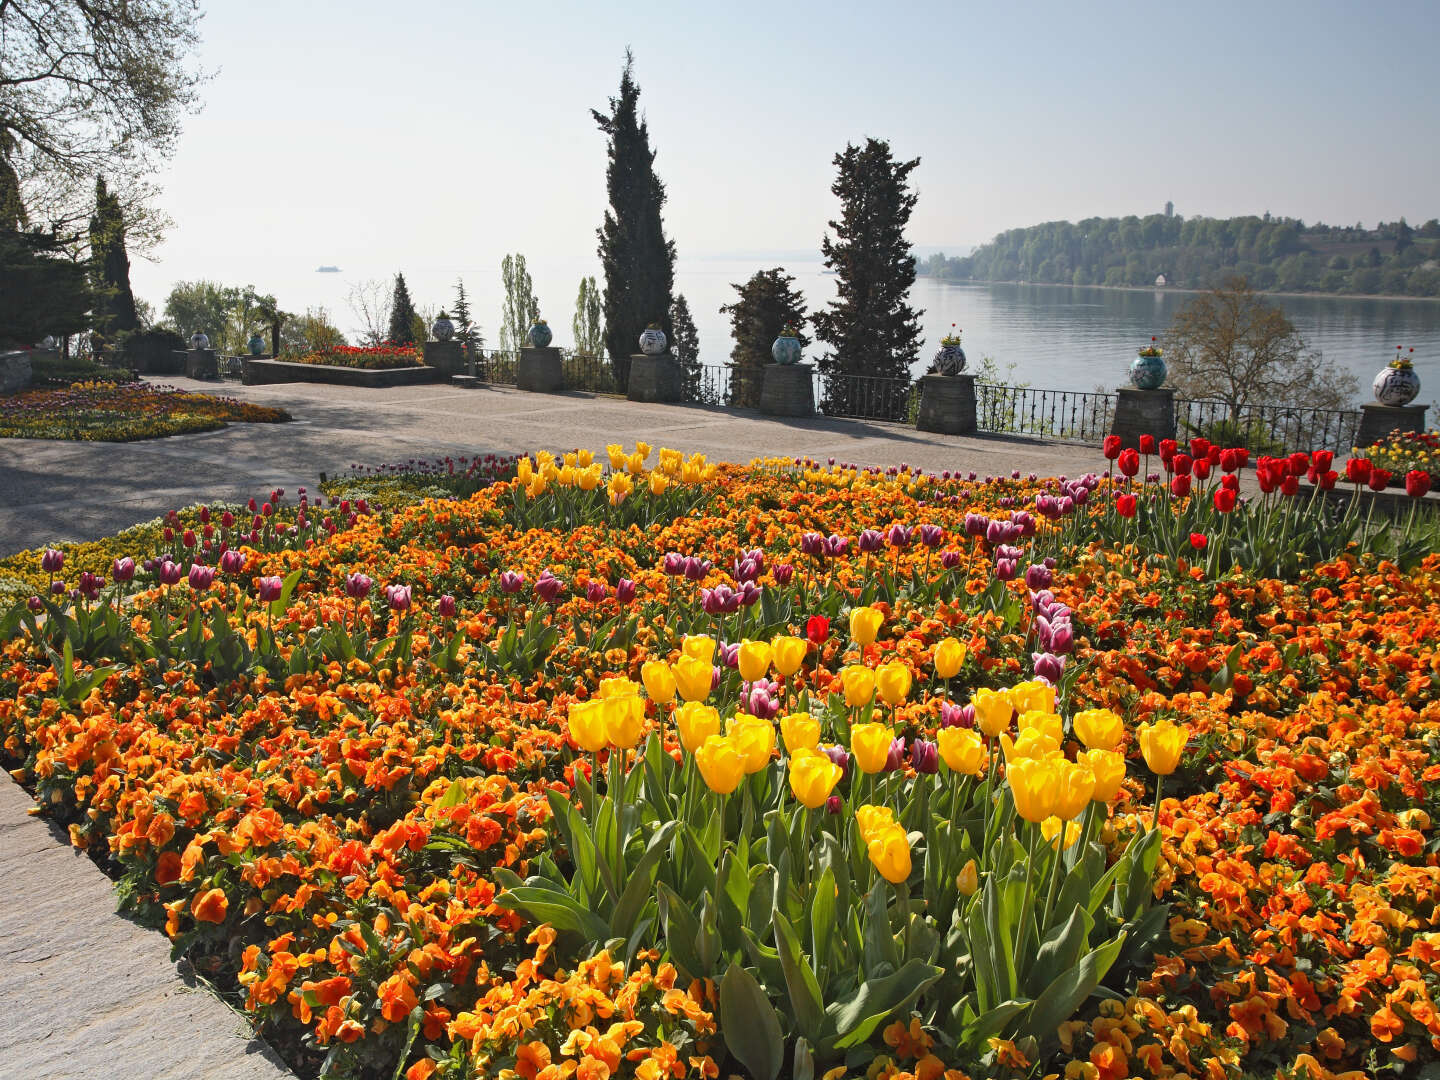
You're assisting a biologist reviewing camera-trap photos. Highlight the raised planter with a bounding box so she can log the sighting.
[1110,387,1176,449]
[627,353,681,403]
[1356,403,1428,449]
[517,346,565,393]
[0,349,35,393]
[186,348,219,379]
[916,373,977,435]
[241,357,442,388]
[759,363,815,417]
[423,340,466,378]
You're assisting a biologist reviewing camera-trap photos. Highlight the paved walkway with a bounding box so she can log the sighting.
[0,377,1101,555]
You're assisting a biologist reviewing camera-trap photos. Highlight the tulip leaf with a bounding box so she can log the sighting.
[792,1037,815,1080]
[772,909,826,1042]
[657,883,705,981]
[1027,904,1090,997]
[828,958,945,1048]
[1018,933,1127,1050]
[740,926,786,992]
[611,820,677,940]
[984,874,1021,1000]
[493,885,611,941]
[862,883,900,979]
[956,999,1029,1052]
[719,963,785,1080]
[696,893,722,975]
[809,866,836,971]
[268,568,302,618]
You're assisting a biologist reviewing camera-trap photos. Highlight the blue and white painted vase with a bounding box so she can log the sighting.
[771,333,802,365]
[932,343,967,375]
[190,331,210,350]
[639,327,667,356]
[432,313,456,342]
[1130,353,1167,390]
[528,321,553,348]
[1373,365,1420,407]
[247,333,265,356]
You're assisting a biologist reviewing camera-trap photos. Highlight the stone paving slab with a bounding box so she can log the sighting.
[0,776,293,1080]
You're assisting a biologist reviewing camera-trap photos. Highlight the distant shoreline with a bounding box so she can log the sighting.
[921,277,1440,304]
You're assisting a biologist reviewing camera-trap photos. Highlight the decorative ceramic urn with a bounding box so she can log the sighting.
[639,325,667,356]
[1373,363,1420,407]
[528,320,553,348]
[431,312,456,342]
[1131,340,1166,390]
[771,329,802,365]
[190,331,210,350]
[931,342,967,376]
[247,333,265,356]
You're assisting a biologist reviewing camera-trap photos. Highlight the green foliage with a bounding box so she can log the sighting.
[161,280,278,354]
[88,176,139,343]
[452,278,484,358]
[500,254,540,353]
[0,229,92,345]
[572,276,605,359]
[387,273,418,346]
[28,350,138,388]
[594,50,676,391]
[669,293,701,395]
[720,268,809,408]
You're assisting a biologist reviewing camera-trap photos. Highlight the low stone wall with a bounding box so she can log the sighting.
[0,350,35,393]
[241,358,443,388]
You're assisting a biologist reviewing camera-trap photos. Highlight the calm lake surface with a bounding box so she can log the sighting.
[145,255,1440,405]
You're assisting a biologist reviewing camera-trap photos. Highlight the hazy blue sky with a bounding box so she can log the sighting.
[131,0,1440,306]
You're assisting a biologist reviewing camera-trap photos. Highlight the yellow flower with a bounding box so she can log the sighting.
[840,665,876,707]
[855,804,896,842]
[649,471,670,496]
[875,661,912,706]
[934,637,966,679]
[625,452,646,475]
[607,472,633,505]
[567,700,609,753]
[1082,748,1126,802]
[577,463,603,491]
[1072,708,1125,752]
[516,457,534,485]
[606,444,625,469]
[682,636,716,664]
[526,473,548,498]
[1017,709,1063,745]
[576,448,594,467]
[635,441,652,460]
[728,715,776,773]
[597,676,640,699]
[673,655,713,703]
[849,605,883,647]
[675,702,720,752]
[1008,756,1060,823]
[772,635,807,677]
[1041,816,1082,850]
[867,825,911,884]
[780,712,820,754]
[694,734,745,794]
[972,687,1014,737]
[1009,680,1055,715]
[1052,759,1095,820]
[601,693,646,750]
[937,727,987,775]
[956,858,979,896]
[850,722,894,774]
[789,748,842,809]
[1000,728,1061,762]
[1138,718,1187,775]
[737,640,773,683]
[640,661,676,705]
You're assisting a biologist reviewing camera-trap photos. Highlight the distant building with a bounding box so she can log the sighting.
[1164,201,1174,218]
[1154,273,1168,287]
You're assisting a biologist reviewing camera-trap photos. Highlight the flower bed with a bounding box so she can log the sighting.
[1354,430,1440,486]
[0,381,290,441]
[285,344,423,370]
[1,443,1437,1080]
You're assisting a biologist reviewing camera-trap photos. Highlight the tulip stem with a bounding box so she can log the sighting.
[1042,818,1065,929]
[1152,774,1163,832]
[1016,824,1039,974]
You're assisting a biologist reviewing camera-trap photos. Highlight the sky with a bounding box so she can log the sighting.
[128,0,1440,319]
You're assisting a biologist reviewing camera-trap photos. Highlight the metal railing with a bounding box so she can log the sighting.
[684,364,736,406]
[1174,399,1362,456]
[562,352,619,394]
[815,371,918,423]
[977,384,1115,442]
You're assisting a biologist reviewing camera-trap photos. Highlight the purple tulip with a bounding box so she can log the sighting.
[586,581,608,604]
[438,594,457,618]
[499,570,525,594]
[111,557,136,584]
[738,581,762,608]
[918,524,944,548]
[710,665,723,693]
[346,571,373,599]
[733,548,765,582]
[825,794,842,814]
[41,548,64,574]
[940,550,963,570]
[662,552,686,576]
[823,745,850,773]
[944,702,976,729]
[799,532,825,558]
[1048,620,1074,656]
[1011,470,1021,480]
[910,738,939,774]
[27,596,43,612]
[745,680,781,719]
[257,575,284,602]
[535,571,563,603]
[772,563,794,586]
[994,558,1019,582]
[984,519,1009,545]
[615,578,636,603]
[683,556,712,582]
[995,545,1023,563]
[1033,652,1066,684]
[385,584,412,611]
[75,571,103,601]
[701,584,741,615]
[1025,564,1053,591]
[823,534,850,558]
[1012,511,1037,538]
[719,642,740,669]
[887,523,913,549]
[220,549,247,574]
[884,737,907,772]
[51,579,67,595]
[857,529,885,554]
[188,564,215,591]
[159,560,183,586]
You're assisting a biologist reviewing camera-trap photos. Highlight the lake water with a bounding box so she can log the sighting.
[137,255,1440,405]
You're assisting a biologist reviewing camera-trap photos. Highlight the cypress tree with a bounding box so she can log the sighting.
[0,130,25,234]
[812,138,922,419]
[668,293,700,398]
[593,50,676,391]
[88,176,139,346]
[387,272,418,345]
[719,269,808,408]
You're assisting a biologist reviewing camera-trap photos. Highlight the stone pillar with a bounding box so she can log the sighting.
[1356,403,1427,449]
[916,373,978,435]
[185,348,218,379]
[1110,387,1175,449]
[759,363,815,417]
[516,346,564,393]
[423,340,465,378]
[1,349,36,392]
[627,353,682,403]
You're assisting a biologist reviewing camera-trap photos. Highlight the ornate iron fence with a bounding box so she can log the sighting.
[1174,399,1362,456]
[814,371,918,423]
[976,385,1115,442]
[563,353,618,394]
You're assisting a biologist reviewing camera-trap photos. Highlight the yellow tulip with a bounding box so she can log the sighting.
[972,688,1014,737]
[649,471,670,496]
[1008,756,1060,823]
[855,804,896,843]
[567,700,609,753]
[849,606,884,647]
[737,640,774,683]
[577,464,602,491]
[1000,728,1060,762]
[1138,719,1187,775]
[672,655,713,703]
[516,457,534,485]
[1052,759,1096,821]
[788,748,842,809]
[635,441,652,460]
[607,472,633,505]
[1009,680,1056,715]
[601,693,646,750]
[694,734,745,794]
[536,450,555,468]
[780,712,820,754]
[598,676,640,699]
[934,637,967,679]
[956,858,979,896]
[1041,816,1082,850]
[563,451,578,468]
[867,825,912,884]
[625,452,646,475]
[728,715,776,774]
[875,661,912,706]
[526,473,548,498]
[640,661,676,705]
[840,665,876,707]
[606,443,625,469]
[576,448,594,467]
[1083,748,1126,802]
[1017,710,1063,745]
[675,702,720,752]
[850,722,894,774]
[682,636,716,664]
[1073,709,1125,752]
[937,727,987,775]
[772,635,807,677]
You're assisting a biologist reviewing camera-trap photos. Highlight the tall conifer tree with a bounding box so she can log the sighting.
[88,176,139,345]
[720,269,808,408]
[593,50,676,391]
[387,272,418,345]
[812,138,922,418]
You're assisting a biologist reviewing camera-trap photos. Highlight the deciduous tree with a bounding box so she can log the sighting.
[572,276,605,359]
[500,254,540,353]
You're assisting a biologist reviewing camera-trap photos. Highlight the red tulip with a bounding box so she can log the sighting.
[1213,488,1237,513]
[1139,434,1157,455]
[1117,448,1140,477]
[1172,453,1193,477]
[1281,475,1299,496]
[1311,450,1334,472]
[806,615,831,645]
[1192,458,1211,480]
[1159,439,1177,464]
[1368,468,1392,492]
[1405,469,1432,498]
[1171,475,1192,497]
[1189,532,1208,550]
[1189,437,1211,459]
[1219,448,1243,474]
[1220,473,1240,491]
[1317,469,1338,490]
[1116,493,1137,518]
[1102,434,1122,460]
[1345,458,1372,484]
